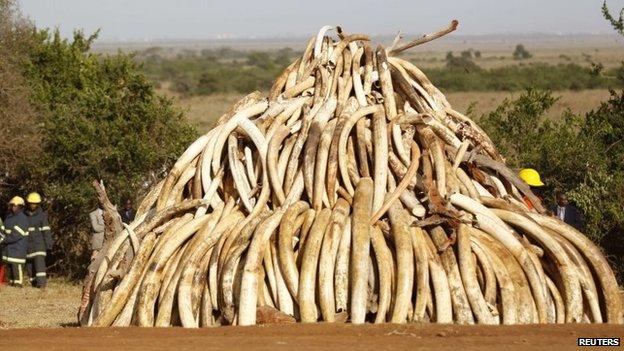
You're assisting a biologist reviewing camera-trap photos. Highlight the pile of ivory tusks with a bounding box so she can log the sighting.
[81,21,623,327]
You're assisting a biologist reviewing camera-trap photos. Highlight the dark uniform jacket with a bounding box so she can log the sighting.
[119,208,136,224]
[550,204,585,231]
[25,207,53,258]
[2,210,30,263]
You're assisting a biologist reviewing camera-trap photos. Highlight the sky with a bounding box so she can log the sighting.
[17,0,624,41]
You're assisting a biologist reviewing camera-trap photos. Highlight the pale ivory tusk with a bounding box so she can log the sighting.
[238,209,286,326]
[350,178,374,324]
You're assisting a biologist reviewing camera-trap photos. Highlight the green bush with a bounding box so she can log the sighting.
[0,2,198,277]
[26,30,198,276]
[513,44,532,60]
[137,47,295,95]
[423,62,621,92]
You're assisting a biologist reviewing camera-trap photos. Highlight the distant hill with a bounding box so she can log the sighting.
[92,33,623,54]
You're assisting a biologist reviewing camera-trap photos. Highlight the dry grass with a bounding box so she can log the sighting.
[402,46,624,70]
[0,278,81,329]
[445,89,612,120]
[159,89,246,132]
[163,89,613,133]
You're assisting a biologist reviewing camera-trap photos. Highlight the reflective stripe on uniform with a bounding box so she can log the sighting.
[27,251,47,258]
[5,257,26,264]
[28,227,36,231]
[40,226,51,231]
[36,272,47,277]
[18,264,23,285]
[4,229,11,233]
[14,226,28,236]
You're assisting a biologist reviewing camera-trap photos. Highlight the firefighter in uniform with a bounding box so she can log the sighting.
[0,215,5,283]
[25,192,53,288]
[1,196,29,287]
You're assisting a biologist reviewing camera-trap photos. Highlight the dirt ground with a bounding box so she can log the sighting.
[0,278,81,328]
[0,279,623,350]
[0,323,622,351]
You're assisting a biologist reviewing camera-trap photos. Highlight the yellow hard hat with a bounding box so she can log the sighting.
[519,168,544,187]
[9,196,25,206]
[26,192,42,204]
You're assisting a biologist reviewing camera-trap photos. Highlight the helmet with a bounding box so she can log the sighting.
[26,192,42,204]
[9,196,25,206]
[519,168,544,187]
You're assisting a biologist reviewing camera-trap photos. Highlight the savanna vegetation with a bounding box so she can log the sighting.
[136,44,623,96]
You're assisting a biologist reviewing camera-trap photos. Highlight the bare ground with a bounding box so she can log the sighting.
[1,323,623,351]
[0,280,623,350]
[0,278,81,329]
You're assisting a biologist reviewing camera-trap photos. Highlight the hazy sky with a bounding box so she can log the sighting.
[18,0,624,41]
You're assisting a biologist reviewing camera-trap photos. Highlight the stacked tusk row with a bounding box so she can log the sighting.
[80,22,622,327]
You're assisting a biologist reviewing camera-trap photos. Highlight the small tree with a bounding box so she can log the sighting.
[460,49,472,59]
[513,44,532,60]
[602,1,624,35]
[0,0,41,192]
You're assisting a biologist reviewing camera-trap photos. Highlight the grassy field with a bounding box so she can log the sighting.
[161,89,613,133]
[0,278,81,329]
[404,46,624,70]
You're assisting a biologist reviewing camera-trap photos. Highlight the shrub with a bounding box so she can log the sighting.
[25,30,198,276]
[513,44,532,60]
[0,2,198,277]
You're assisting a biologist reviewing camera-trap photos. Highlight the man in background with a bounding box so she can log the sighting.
[2,196,29,287]
[518,168,545,210]
[89,206,105,260]
[0,214,5,284]
[24,192,53,288]
[551,191,585,231]
[119,199,135,224]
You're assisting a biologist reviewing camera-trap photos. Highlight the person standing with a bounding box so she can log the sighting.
[518,168,545,210]
[24,192,53,288]
[89,206,105,260]
[119,199,135,224]
[2,196,29,287]
[551,191,585,231]
[0,215,5,285]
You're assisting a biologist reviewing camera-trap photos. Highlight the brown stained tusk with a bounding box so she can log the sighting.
[313,120,338,211]
[387,201,414,323]
[318,199,350,321]
[278,201,310,299]
[337,105,383,195]
[270,58,301,101]
[237,209,286,326]
[298,208,332,322]
[371,109,388,213]
[375,46,398,122]
[389,20,459,55]
[371,141,419,224]
[267,125,291,205]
